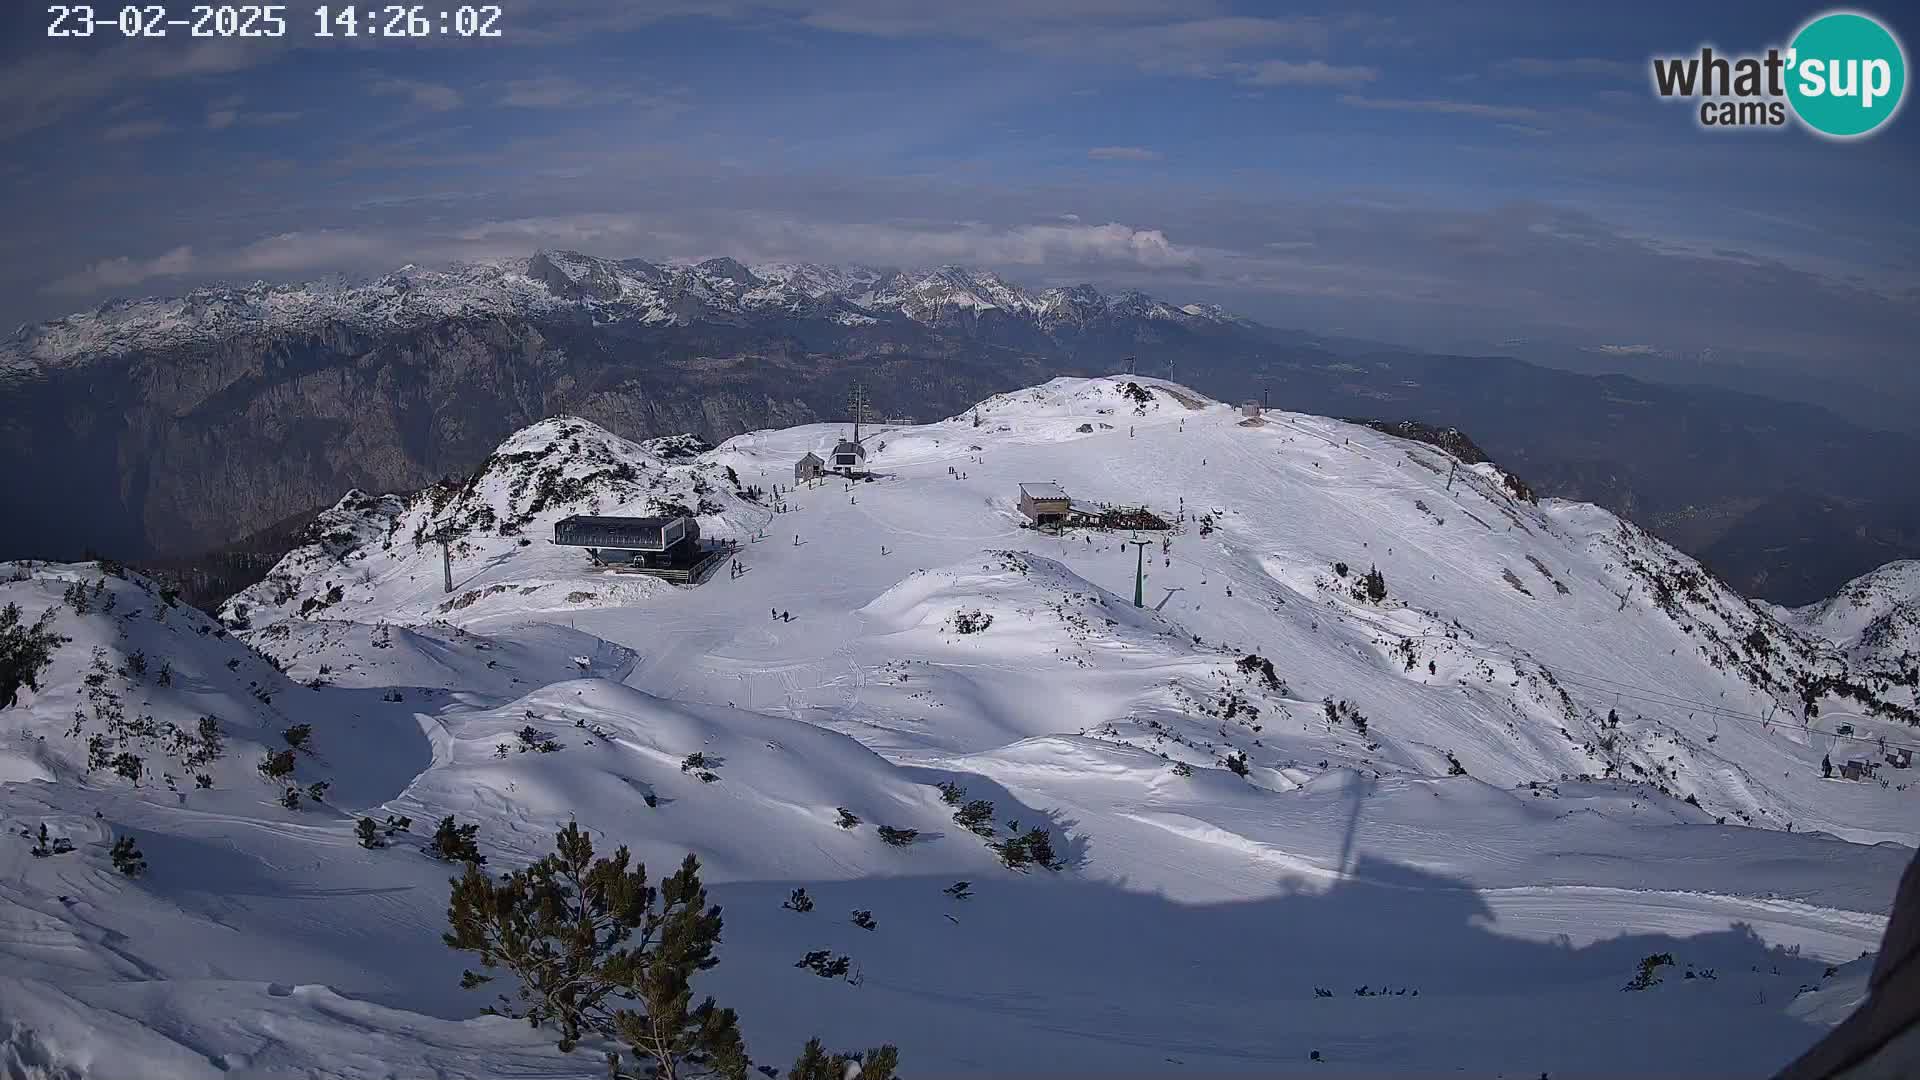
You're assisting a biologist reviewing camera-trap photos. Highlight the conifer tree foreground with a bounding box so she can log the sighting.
[444,821,897,1079]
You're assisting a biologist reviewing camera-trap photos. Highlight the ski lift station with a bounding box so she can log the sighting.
[552,514,727,584]
[830,437,867,473]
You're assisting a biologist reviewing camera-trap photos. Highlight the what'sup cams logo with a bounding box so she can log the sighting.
[1651,10,1907,138]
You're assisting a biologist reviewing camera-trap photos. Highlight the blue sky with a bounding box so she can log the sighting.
[2,0,1915,389]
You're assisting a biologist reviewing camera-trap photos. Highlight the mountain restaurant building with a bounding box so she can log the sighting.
[1018,482,1072,526]
[553,514,700,568]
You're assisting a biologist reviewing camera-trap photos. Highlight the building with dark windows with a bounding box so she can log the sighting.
[831,438,867,473]
[553,515,700,567]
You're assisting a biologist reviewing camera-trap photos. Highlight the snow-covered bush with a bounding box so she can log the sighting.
[949,610,993,635]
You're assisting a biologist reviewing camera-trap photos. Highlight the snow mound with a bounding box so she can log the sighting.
[0,564,423,809]
[960,375,1215,426]
[860,549,1178,651]
[1786,559,1920,658]
[223,417,762,630]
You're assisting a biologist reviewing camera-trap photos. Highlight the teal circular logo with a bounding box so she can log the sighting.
[1787,11,1907,138]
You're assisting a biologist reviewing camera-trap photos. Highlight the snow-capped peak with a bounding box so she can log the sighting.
[2,251,1255,377]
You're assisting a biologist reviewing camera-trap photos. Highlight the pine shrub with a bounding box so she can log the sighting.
[110,836,146,876]
[850,909,876,931]
[357,817,384,849]
[517,726,562,753]
[1624,952,1674,991]
[29,824,75,857]
[782,888,814,913]
[788,1039,900,1080]
[876,825,918,847]
[259,749,296,781]
[834,808,861,830]
[0,603,67,710]
[795,950,851,980]
[428,815,484,864]
[953,799,996,836]
[996,827,1064,871]
[445,823,751,1078]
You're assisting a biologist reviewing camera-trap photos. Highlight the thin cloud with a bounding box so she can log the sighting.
[1087,146,1163,162]
[501,76,621,107]
[498,76,690,120]
[47,246,196,294]
[1338,95,1548,123]
[0,40,267,140]
[102,120,176,142]
[370,78,463,112]
[1497,57,1640,80]
[1239,59,1379,87]
[206,93,243,129]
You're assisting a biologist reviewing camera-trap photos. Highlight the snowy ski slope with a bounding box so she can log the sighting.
[3,376,1915,1078]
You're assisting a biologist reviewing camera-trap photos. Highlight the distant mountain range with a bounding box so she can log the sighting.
[3,250,1916,606]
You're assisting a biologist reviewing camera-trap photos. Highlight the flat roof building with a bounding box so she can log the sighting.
[1019,482,1072,526]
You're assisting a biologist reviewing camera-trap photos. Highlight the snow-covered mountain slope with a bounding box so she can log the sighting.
[1784,560,1920,667]
[1,251,1244,376]
[3,376,1915,1078]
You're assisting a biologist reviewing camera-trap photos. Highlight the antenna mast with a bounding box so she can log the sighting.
[1123,356,1136,375]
